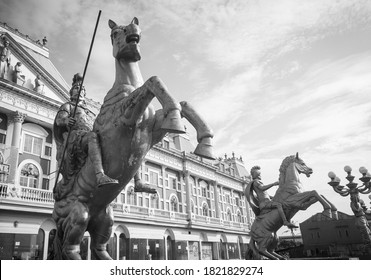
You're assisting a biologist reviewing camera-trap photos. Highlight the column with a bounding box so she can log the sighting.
[220,186,225,220]
[231,189,235,222]
[194,176,200,215]
[211,180,221,218]
[179,170,186,213]
[42,230,50,260]
[7,111,27,184]
[183,170,192,220]
[161,166,166,210]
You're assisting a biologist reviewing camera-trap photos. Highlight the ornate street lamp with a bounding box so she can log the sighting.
[328,166,371,253]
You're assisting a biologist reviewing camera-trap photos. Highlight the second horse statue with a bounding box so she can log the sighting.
[50,17,215,260]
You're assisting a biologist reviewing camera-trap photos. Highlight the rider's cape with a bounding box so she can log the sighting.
[245,180,260,217]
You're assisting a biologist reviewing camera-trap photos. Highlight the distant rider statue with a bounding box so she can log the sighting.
[247,166,297,229]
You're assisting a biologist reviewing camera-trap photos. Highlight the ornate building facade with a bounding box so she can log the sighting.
[0,22,253,260]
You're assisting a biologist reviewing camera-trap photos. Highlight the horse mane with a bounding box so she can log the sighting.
[278,155,296,186]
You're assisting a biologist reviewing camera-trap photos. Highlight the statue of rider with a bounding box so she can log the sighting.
[54,73,119,199]
[248,166,297,229]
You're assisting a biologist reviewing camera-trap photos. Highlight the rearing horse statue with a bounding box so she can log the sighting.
[51,17,215,260]
[245,153,337,260]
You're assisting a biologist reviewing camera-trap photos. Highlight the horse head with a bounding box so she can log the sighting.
[293,152,313,178]
[278,153,313,187]
[109,17,141,61]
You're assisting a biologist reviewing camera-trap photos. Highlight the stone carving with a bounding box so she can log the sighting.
[50,17,214,260]
[245,153,336,260]
[33,74,44,93]
[13,62,25,85]
[0,37,11,79]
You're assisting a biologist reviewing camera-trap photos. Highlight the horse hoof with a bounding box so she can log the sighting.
[194,137,215,160]
[161,109,186,134]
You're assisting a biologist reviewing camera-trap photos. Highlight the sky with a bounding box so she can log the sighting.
[1,0,371,230]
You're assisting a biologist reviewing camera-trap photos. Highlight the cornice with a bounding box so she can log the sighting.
[0,82,60,121]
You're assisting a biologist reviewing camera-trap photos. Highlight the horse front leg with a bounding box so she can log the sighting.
[301,190,333,218]
[144,76,186,134]
[179,101,215,160]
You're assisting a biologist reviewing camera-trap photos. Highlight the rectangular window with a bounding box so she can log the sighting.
[42,178,49,190]
[23,134,43,155]
[202,187,207,197]
[171,178,177,190]
[19,177,28,187]
[149,171,158,185]
[44,146,52,157]
[0,133,6,144]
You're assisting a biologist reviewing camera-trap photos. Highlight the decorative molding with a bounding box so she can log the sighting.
[8,111,27,124]
[0,89,57,120]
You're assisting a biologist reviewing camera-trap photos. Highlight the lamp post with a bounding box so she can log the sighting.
[327,166,371,253]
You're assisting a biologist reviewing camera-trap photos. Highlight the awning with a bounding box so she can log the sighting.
[0,221,39,234]
[205,232,221,242]
[238,235,250,244]
[225,234,238,243]
[122,224,166,239]
[171,229,200,241]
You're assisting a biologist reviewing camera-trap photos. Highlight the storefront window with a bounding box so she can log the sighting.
[201,242,213,260]
[227,243,239,259]
[188,241,199,260]
[106,235,117,260]
[119,233,130,260]
[148,239,164,260]
[0,231,44,260]
[175,241,188,260]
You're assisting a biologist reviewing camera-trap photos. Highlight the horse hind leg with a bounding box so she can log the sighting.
[179,101,215,160]
[88,206,114,260]
[256,237,280,260]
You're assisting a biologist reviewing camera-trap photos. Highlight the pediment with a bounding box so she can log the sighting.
[0,31,69,104]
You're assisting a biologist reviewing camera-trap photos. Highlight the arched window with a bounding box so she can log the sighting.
[19,163,40,188]
[202,203,209,217]
[170,195,178,212]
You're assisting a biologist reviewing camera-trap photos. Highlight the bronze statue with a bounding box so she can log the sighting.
[50,17,214,260]
[245,153,336,260]
[350,190,371,250]
[246,166,297,229]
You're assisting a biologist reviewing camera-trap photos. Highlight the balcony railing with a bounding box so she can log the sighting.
[0,183,54,204]
[0,183,250,232]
